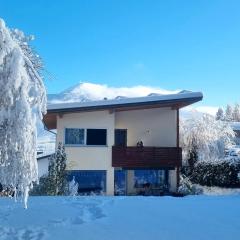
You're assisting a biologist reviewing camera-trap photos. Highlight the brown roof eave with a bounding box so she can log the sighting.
[43,95,203,130]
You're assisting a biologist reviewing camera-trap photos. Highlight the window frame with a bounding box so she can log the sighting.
[64,127,108,147]
[67,170,107,194]
[86,128,107,146]
[64,128,86,146]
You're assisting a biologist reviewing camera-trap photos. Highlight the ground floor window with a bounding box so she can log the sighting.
[114,169,169,196]
[67,170,106,195]
[134,170,167,188]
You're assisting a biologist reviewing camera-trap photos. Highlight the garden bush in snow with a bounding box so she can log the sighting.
[178,175,202,195]
[182,160,240,188]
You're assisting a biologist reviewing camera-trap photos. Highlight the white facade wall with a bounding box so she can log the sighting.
[169,169,177,192]
[37,157,49,178]
[115,108,177,147]
[56,110,115,195]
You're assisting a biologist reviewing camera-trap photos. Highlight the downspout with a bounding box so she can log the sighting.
[176,108,180,190]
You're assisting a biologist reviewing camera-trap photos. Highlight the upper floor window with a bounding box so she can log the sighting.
[87,129,107,146]
[65,128,107,146]
[65,128,85,145]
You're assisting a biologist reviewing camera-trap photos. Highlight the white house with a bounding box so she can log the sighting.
[43,91,203,195]
[37,153,52,177]
[37,140,55,178]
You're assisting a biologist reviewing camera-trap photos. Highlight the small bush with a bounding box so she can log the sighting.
[30,175,51,196]
[178,175,202,195]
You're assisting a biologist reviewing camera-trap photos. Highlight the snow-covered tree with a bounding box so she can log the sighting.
[68,176,79,196]
[233,103,240,122]
[215,107,224,121]
[180,114,235,167]
[0,19,46,208]
[225,104,233,122]
[47,143,68,195]
[30,143,67,196]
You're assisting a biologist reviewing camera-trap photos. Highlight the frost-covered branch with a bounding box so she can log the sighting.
[0,18,46,208]
[180,114,235,165]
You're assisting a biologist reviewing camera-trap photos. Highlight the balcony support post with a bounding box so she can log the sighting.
[176,108,180,189]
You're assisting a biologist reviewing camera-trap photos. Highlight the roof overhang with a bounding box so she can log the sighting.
[43,92,203,130]
[37,154,53,160]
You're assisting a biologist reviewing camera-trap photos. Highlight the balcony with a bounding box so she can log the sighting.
[112,146,182,169]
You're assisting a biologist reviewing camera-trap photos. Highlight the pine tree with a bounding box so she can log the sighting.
[233,103,240,122]
[225,104,233,122]
[47,142,68,195]
[59,145,67,194]
[30,143,68,196]
[216,107,224,121]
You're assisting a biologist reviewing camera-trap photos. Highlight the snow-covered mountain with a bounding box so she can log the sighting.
[48,83,92,103]
[46,82,217,117]
[47,82,180,104]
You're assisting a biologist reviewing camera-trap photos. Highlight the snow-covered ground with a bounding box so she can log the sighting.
[195,185,240,195]
[1,196,240,240]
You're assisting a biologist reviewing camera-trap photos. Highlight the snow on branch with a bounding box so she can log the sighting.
[0,18,46,208]
[180,114,235,164]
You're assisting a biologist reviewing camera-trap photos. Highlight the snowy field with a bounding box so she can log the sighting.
[1,196,240,240]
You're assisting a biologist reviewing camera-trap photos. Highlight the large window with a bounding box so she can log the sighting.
[65,128,84,145]
[87,129,107,146]
[65,128,107,146]
[67,170,106,194]
[134,170,167,188]
[114,170,169,196]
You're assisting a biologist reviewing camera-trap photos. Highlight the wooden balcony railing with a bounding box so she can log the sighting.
[112,146,182,168]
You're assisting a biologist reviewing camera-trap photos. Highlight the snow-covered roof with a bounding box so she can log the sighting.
[44,91,203,130]
[47,91,203,112]
[37,139,55,160]
[230,122,240,131]
[37,152,54,160]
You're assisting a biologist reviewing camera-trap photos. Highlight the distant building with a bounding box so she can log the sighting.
[36,139,55,177]
[37,153,53,177]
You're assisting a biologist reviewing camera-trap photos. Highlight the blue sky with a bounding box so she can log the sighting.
[1,0,240,109]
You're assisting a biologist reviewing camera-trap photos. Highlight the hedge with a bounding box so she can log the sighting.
[181,160,240,188]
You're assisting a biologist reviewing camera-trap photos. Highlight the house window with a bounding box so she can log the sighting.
[134,170,166,188]
[65,128,85,145]
[87,129,107,146]
[67,170,106,194]
[65,128,107,146]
